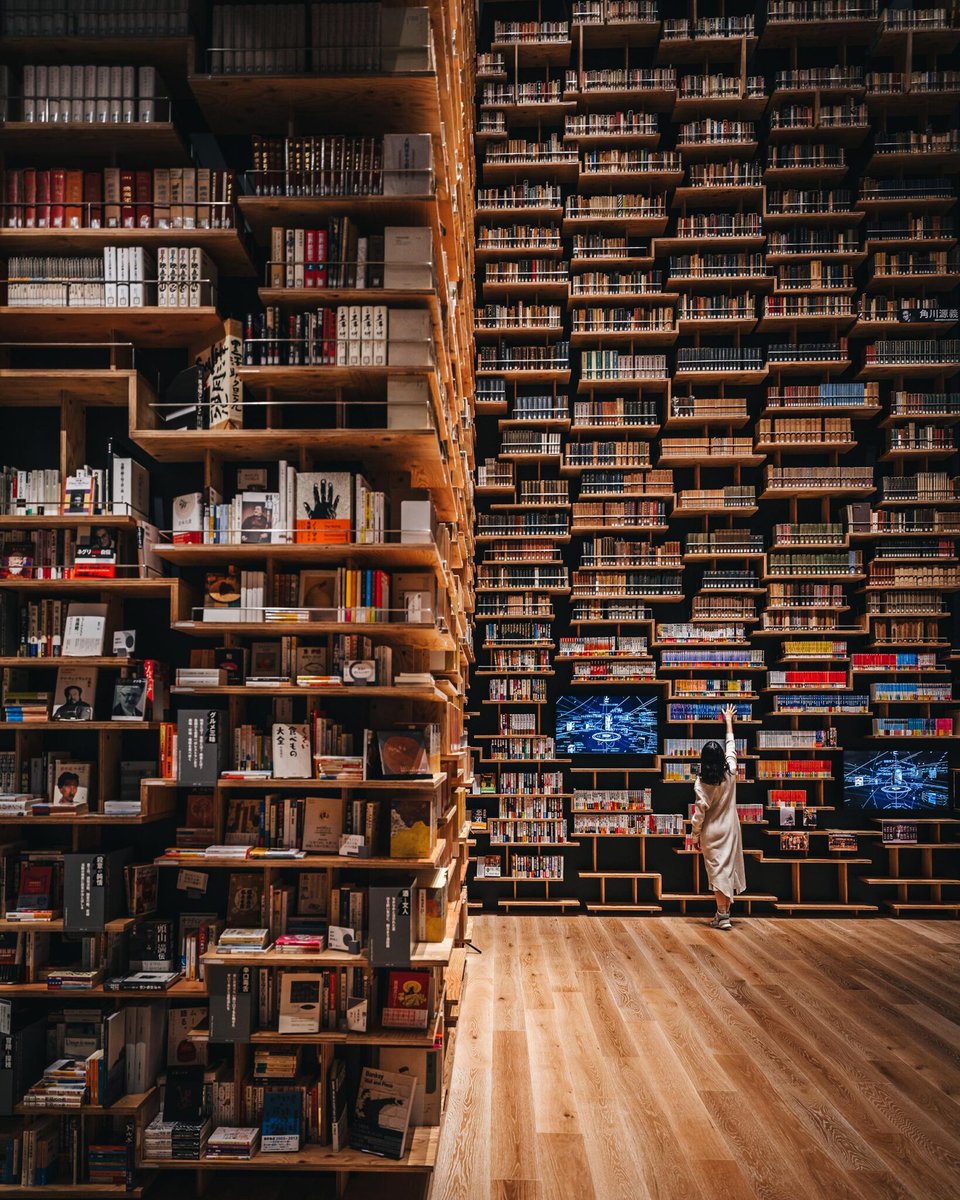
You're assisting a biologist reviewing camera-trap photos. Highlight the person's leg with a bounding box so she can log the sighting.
[709,889,732,929]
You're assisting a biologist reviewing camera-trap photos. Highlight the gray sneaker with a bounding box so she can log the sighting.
[709,912,732,930]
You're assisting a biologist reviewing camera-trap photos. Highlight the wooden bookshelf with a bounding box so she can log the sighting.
[466,0,960,917]
[0,1,477,1193]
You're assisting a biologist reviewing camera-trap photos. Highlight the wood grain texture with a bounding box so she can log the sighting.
[431,916,960,1200]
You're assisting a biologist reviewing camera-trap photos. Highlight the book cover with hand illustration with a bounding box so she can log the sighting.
[295,471,352,544]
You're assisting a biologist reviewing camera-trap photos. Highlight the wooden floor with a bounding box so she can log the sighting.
[432,915,960,1200]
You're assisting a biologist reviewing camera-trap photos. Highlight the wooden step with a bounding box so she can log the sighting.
[885,901,960,913]
[660,892,778,902]
[773,902,879,913]
[861,877,960,886]
[579,870,662,879]
[759,857,872,865]
[585,903,662,913]
[497,898,580,910]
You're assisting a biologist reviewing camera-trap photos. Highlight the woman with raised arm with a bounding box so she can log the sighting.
[690,703,745,930]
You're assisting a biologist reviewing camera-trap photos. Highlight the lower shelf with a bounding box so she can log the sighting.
[144,1127,438,1173]
[885,902,960,913]
[496,898,580,909]
[0,1188,149,1198]
[584,903,662,913]
[772,903,879,913]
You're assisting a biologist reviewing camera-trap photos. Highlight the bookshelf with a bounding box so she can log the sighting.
[468,0,960,918]
[0,0,476,1195]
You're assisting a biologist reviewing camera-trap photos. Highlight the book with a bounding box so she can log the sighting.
[111,678,148,720]
[382,969,431,1030]
[271,724,312,779]
[278,973,323,1035]
[226,873,264,926]
[51,762,92,808]
[301,796,344,854]
[261,1088,302,1152]
[294,471,352,544]
[350,1067,416,1160]
[390,799,435,859]
[61,603,108,656]
[16,866,54,913]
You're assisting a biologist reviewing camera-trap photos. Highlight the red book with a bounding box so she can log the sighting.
[119,170,135,228]
[83,171,102,228]
[22,169,36,228]
[64,169,83,229]
[134,170,152,228]
[315,228,327,288]
[304,229,315,289]
[3,169,21,228]
[50,168,67,228]
[36,170,51,229]
[16,865,54,911]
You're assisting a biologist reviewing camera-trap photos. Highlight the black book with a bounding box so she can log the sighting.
[163,1066,205,1123]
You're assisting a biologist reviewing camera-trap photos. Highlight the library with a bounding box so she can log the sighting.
[0,1,958,1199]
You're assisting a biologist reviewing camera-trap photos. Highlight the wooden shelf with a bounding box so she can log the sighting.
[0,121,186,163]
[0,307,223,346]
[189,71,443,136]
[145,1126,439,1172]
[0,227,255,276]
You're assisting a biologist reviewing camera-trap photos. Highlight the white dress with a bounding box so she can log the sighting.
[690,730,746,898]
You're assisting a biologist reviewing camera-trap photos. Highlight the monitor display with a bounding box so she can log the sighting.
[555,693,659,757]
[843,749,950,812]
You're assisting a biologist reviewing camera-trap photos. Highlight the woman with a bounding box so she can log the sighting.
[690,703,745,930]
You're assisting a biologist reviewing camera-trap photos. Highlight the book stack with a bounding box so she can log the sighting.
[205,1127,261,1160]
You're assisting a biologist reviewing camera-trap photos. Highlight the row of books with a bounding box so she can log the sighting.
[2,168,235,230]
[16,64,160,124]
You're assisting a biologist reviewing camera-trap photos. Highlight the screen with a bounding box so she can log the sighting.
[555,693,659,757]
[843,749,950,812]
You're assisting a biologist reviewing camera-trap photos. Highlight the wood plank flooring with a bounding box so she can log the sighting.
[432,916,960,1200]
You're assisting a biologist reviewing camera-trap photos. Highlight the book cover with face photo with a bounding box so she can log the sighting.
[239,492,276,544]
[294,471,352,544]
[52,664,98,721]
[51,761,92,808]
[112,678,148,720]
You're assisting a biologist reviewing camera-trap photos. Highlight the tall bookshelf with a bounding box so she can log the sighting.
[0,1,476,1197]
[468,0,960,917]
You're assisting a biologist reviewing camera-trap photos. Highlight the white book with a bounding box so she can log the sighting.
[62,603,109,656]
[121,66,136,122]
[157,247,169,307]
[129,247,145,307]
[103,246,118,307]
[373,305,388,366]
[116,246,130,307]
[336,306,349,365]
[278,973,323,1034]
[347,305,361,366]
[70,65,84,122]
[22,65,35,122]
[178,246,189,307]
[138,66,156,123]
[271,724,312,779]
[360,306,373,366]
[108,66,122,123]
